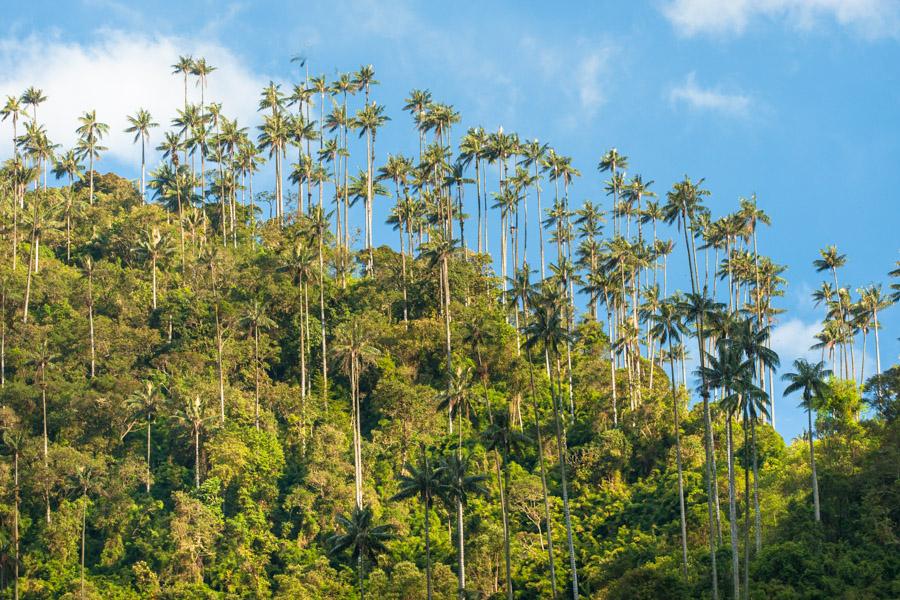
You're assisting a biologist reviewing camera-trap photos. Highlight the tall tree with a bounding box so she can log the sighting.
[124,109,159,202]
[391,446,445,600]
[126,381,164,493]
[75,110,109,206]
[782,359,832,523]
[328,505,393,600]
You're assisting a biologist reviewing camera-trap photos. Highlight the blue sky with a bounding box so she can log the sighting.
[2,0,898,440]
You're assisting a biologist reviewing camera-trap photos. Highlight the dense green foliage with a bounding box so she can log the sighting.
[0,64,897,599]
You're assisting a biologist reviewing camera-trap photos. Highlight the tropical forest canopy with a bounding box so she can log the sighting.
[0,57,898,599]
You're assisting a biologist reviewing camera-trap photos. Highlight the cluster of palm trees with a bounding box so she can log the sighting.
[811,245,893,386]
[1,54,897,600]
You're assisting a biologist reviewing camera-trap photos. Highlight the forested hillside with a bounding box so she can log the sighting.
[0,61,898,599]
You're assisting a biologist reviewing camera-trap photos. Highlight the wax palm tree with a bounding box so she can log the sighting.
[329,505,394,600]
[134,226,173,310]
[728,318,779,555]
[72,462,101,599]
[173,394,213,489]
[438,451,489,599]
[598,148,628,235]
[482,408,529,600]
[240,301,276,430]
[3,427,24,599]
[697,341,755,600]
[379,153,414,321]
[669,176,722,600]
[1,95,23,160]
[523,289,579,599]
[75,110,109,205]
[258,112,290,223]
[126,381,164,493]
[51,149,83,262]
[438,363,477,440]
[21,192,63,322]
[403,88,432,156]
[279,239,316,399]
[352,102,390,272]
[421,232,458,407]
[191,57,216,110]
[782,359,832,522]
[391,446,445,600]
[20,87,46,122]
[172,55,194,113]
[332,316,382,508]
[125,109,159,202]
[459,127,489,253]
[857,285,892,378]
[648,298,690,577]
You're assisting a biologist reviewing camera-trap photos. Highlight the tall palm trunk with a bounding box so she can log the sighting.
[140,136,147,202]
[873,308,882,376]
[807,404,821,522]
[726,410,740,600]
[525,347,559,597]
[424,495,433,600]
[13,445,19,600]
[146,415,152,493]
[682,209,720,600]
[668,349,689,578]
[88,268,95,377]
[215,305,225,422]
[456,490,465,598]
[495,448,513,600]
[80,496,87,599]
[151,256,158,310]
[552,357,578,599]
[253,325,260,429]
[751,418,762,553]
[194,425,200,489]
[318,232,328,409]
[743,408,751,596]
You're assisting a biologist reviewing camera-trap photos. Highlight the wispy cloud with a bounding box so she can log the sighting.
[771,318,821,363]
[521,36,617,123]
[668,72,752,117]
[0,30,270,165]
[661,0,900,39]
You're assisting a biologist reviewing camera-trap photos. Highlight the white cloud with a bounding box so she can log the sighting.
[662,0,900,38]
[668,72,752,117]
[521,36,616,122]
[0,30,271,168]
[771,318,821,364]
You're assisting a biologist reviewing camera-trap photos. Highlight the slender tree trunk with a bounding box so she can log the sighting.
[81,496,86,599]
[751,417,761,552]
[425,496,433,600]
[726,412,740,600]
[807,405,820,522]
[683,210,720,600]
[151,257,158,310]
[552,358,579,599]
[89,153,95,205]
[456,494,465,598]
[88,272,95,378]
[319,233,328,409]
[495,451,513,600]
[216,305,225,422]
[526,349,559,598]
[873,309,882,376]
[669,351,689,578]
[140,138,146,202]
[743,409,751,596]
[254,326,260,430]
[194,426,200,489]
